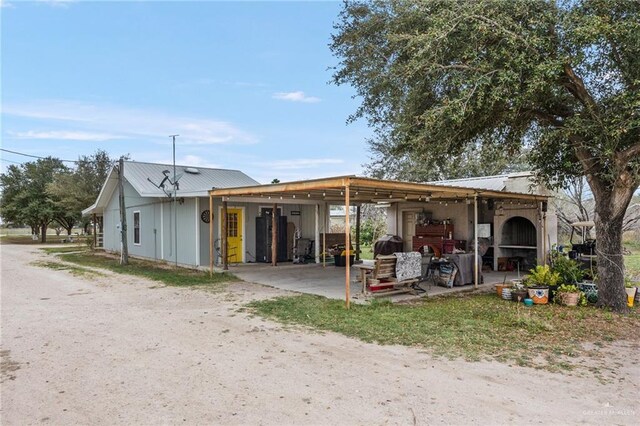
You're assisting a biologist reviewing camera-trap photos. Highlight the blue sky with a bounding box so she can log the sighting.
[1,0,372,183]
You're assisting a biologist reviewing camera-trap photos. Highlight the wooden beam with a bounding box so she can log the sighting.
[323,203,327,268]
[314,203,320,263]
[209,194,214,277]
[222,200,228,271]
[355,205,361,262]
[210,176,352,196]
[474,195,479,289]
[271,203,277,266]
[345,183,351,309]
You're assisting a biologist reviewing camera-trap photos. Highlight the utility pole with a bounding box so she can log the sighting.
[170,134,179,268]
[118,157,129,265]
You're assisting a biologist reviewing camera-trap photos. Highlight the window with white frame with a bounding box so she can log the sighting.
[133,211,141,245]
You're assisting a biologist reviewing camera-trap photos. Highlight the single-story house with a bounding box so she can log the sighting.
[84,162,556,304]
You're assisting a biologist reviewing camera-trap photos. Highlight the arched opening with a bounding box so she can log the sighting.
[501,216,536,247]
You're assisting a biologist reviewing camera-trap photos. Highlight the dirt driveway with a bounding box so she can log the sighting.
[1,245,637,425]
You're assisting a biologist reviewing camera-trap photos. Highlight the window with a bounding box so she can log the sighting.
[227,213,238,237]
[133,211,141,245]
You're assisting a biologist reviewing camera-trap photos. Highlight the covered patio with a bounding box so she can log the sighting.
[227,261,521,302]
[208,176,549,307]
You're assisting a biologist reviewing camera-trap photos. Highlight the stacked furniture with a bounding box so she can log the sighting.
[412,223,465,258]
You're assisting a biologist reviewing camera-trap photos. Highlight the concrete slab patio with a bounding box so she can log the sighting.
[228,261,521,302]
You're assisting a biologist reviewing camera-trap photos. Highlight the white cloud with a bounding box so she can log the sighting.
[1,1,15,9]
[3,100,258,145]
[272,91,321,104]
[253,158,344,170]
[9,130,120,141]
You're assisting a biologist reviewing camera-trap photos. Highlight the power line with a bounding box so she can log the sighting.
[0,148,78,163]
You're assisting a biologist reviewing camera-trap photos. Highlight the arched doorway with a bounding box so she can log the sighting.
[501,216,536,247]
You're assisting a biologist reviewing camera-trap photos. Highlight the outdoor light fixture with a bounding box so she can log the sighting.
[292,194,296,199]
[307,193,310,197]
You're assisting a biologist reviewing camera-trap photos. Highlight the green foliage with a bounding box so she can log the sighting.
[555,284,580,294]
[47,149,117,233]
[331,0,640,311]
[551,254,586,284]
[0,158,68,240]
[525,265,561,287]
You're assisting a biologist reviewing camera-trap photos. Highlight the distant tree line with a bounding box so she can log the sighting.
[0,150,119,242]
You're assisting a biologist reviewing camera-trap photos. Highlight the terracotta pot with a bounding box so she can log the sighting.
[558,292,580,306]
[527,286,549,305]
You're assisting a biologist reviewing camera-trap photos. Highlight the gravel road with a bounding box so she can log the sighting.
[1,245,637,425]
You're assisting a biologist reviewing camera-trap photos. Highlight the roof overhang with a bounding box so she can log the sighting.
[209,175,549,203]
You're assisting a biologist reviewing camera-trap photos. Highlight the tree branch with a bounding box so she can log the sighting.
[618,142,640,162]
[562,64,599,114]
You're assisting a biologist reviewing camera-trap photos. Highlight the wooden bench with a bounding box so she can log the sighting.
[356,255,420,297]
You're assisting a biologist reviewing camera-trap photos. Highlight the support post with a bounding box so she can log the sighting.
[117,158,128,265]
[542,202,547,266]
[345,183,351,309]
[222,200,228,271]
[92,213,97,249]
[209,194,214,276]
[323,203,327,268]
[271,203,278,266]
[314,203,320,264]
[355,205,361,262]
[474,194,479,289]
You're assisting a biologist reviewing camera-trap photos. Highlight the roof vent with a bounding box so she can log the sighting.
[184,167,200,175]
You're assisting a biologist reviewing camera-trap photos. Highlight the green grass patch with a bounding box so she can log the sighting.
[625,254,640,278]
[57,251,237,289]
[248,293,639,371]
[41,246,87,254]
[358,244,374,260]
[31,260,104,278]
[0,234,80,245]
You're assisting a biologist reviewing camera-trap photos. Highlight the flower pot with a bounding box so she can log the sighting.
[625,287,637,308]
[527,286,549,305]
[501,287,513,300]
[511,289,528,302]
[496,283,509,297]
[558,292,580,306]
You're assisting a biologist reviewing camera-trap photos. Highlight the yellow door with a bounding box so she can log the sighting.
[226,208,243,263]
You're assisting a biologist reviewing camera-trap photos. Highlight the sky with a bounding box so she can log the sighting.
[1,0,373,183]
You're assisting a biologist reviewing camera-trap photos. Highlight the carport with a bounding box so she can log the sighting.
[208,176,549,308]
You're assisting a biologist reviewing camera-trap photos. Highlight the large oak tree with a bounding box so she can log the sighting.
[331,0,640,312]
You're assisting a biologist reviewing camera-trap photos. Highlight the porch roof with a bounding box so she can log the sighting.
[209,175,549,203]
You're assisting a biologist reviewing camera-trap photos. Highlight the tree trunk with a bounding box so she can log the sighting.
[66,226,73,235]
[40,224,48,243]
[592,189,632,313]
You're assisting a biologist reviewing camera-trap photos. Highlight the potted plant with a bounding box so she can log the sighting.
[550,255,584,303]
[525,265,560,305]
[511,280,528,302]
[554,284,582,306]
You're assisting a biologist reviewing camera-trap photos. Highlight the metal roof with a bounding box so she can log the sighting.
[122,161,259,197]
[428,172,534,193]
[82,161,259,215]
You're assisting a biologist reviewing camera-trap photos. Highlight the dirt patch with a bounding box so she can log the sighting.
[2,244,638,425]
[1,349,21,383]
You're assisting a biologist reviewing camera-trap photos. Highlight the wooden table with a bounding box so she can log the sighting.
[353,264,374,294]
